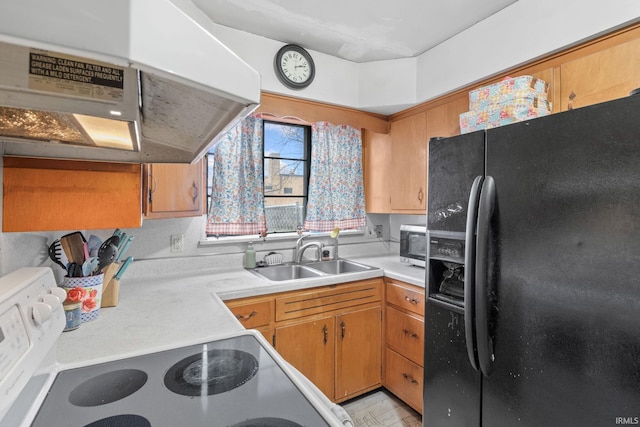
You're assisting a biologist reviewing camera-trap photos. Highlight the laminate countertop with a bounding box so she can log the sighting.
[56,254,425,367]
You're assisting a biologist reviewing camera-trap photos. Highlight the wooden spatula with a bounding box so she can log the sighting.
[60,232,86,265]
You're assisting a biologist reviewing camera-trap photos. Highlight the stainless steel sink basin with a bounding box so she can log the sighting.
[305,259,377,275]
[249,258,379,281]
[250,264,325,281]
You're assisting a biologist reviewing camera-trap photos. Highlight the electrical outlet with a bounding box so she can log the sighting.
[374,225,383,238]
[170,234,184,253]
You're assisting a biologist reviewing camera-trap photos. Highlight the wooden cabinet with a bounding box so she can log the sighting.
[383,278,425,414]
[390,112,427,212]
[143,159,206,219]
[362,129,392,213]
[559,37,640,112]
[225,295,274,344]
[276,314,335,398]
[425,95,469,140]
[274,279,383,402]
[335,306,383,400]
[3,157,142,232]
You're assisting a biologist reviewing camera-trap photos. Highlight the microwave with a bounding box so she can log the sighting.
[400,224,427,267]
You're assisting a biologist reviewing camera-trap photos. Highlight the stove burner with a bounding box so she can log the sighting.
[230,418,303,427]
[164,349,258,396]
[84,414,151,427]
[68,369,148,407]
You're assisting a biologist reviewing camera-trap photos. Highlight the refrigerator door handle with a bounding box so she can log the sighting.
[464,175,484,371]
[476,175,496,377]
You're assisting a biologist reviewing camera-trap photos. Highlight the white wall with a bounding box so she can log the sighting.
[200,0,640,114]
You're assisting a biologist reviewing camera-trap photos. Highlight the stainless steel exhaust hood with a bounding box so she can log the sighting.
[0,0,260,163]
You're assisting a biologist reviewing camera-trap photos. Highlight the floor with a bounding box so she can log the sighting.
[341,389,422,427]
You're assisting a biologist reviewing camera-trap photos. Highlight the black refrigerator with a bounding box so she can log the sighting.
[423,94,640,427]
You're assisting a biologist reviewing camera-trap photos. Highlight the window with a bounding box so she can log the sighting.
[206,120,311,236]
[263,121,311,233]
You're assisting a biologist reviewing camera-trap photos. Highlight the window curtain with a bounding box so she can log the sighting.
[206,115,267,236]
[304,121,366,232]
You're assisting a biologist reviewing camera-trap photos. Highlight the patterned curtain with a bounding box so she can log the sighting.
[304,122,366,232]
[206,115,267,236]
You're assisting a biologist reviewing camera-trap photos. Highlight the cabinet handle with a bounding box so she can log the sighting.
[191,181,198,203]
[322,324,328,345]
[148,175,157,203]
[340,321,346,339]
[235,311,257,321]
[402,328,420,339]
[402,373,419,385]
[417,187,424,203]
[404,295,420,305]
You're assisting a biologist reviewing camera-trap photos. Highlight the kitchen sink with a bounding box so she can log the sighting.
[250,264,325,281]
[249,258,378,281]
[305,259,377,274]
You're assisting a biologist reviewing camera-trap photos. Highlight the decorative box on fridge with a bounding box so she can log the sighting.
[460,76,552,134]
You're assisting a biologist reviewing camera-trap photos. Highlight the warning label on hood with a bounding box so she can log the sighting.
[28,49,125,102]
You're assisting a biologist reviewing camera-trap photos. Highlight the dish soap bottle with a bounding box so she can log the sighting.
[244,242,256,269]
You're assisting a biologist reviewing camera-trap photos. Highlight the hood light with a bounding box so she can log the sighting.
[72,114,135,151]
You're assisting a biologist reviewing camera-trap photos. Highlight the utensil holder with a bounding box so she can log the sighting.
[61,273,104,323]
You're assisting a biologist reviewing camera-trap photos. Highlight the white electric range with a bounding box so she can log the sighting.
[0,267,350,427]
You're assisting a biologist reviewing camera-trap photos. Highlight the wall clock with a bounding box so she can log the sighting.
[274,44,315,90]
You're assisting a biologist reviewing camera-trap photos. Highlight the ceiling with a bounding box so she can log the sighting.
[192,0,518,63]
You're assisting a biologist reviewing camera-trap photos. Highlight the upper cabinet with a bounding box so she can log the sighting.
[143,159,206,219]
[3,157,142,232]
[390,112,427,212]
[363,129,392,213]
[559,36,640,112]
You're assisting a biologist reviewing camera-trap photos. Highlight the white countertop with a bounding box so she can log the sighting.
[56,255,425,367]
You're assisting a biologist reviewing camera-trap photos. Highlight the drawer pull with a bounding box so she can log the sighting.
[404,295,420,304]
[236,311,257,321]
[323,324,328,345]
[402,373,419,385]
[402,328,420,339]
[340,320,346,339]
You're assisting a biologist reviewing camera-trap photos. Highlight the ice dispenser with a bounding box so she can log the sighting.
[427,231,466,309]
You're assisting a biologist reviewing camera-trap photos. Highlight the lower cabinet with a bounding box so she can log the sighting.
[225,296,274,344]
[385,347,424,412]
[275,279,383,402]
[384,278,425,414]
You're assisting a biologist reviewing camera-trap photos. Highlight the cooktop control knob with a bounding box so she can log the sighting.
[41,293,61,310]
[50,287,67,302]
[32,301,52,326]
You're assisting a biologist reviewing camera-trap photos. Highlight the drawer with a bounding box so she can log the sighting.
[386,280,424,316]
[226,299,273,329]
[385,305,424,365]
[385,347,423,414]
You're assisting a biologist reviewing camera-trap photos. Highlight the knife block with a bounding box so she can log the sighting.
[101,263,120,307]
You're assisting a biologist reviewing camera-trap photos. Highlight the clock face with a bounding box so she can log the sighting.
[275,45,315,89]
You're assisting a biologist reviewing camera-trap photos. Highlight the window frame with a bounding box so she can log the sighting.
[262,119,312,234]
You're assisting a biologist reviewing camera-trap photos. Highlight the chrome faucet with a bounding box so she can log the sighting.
[296,241,324,263]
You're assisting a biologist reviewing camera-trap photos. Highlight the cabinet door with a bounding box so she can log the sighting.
[390,112,427,212]
[144,159,205,218]
[275,316,335,400]
[3,157,142,231]
[560,37,640,111]
[426,95,469,140]
[335,306,382,401]
[363,129,391,213]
